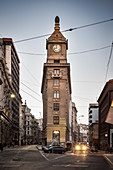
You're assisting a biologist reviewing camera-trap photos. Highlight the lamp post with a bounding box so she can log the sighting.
[78,115,84,123]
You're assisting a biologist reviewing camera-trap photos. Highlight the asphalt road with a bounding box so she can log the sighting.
[0,145,112,170]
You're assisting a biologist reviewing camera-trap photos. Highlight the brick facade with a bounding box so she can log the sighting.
[41,17,71,146]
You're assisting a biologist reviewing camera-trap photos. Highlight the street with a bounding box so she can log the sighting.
[0,145,112,170]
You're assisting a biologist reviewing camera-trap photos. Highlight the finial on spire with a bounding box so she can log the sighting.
[54,16,60,31]
[55,16,60,23]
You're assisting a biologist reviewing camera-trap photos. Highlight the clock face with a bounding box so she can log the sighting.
[53,44,61,52]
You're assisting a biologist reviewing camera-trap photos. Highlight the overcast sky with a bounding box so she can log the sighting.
[0,0,113,124]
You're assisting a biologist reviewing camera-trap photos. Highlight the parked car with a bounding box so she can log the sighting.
[90,146,98,152]
[44,145,66,154]
[42,145,52,151]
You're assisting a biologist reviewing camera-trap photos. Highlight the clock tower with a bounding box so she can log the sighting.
[41,16,72,146]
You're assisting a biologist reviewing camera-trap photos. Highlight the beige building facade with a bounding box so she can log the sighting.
[41,16,72,146]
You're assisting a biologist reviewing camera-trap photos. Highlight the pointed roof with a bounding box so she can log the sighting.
[47,16,67,43]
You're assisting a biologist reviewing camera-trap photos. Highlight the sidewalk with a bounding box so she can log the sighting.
[2,145,22,151]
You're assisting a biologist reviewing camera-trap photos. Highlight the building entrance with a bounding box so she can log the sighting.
[52,131,60,145]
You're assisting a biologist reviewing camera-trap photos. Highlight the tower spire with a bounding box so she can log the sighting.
[54,16,60,31]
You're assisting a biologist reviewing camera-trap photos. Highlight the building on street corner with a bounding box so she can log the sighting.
[98,79,113,151]
[41,16,72,146]
[0,38,20,145]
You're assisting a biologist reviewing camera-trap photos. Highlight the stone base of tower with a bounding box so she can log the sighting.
[47,125,67,146]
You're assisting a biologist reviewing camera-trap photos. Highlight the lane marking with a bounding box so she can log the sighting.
[2,165,21,168]
[104,155,113,166]
[77,160,80,162]
[65,164,71,167]
[53,164,88,168]
[39,151,49,161]
[51,154,66,161]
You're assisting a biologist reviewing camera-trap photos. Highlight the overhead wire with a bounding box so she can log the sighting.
[21,89,41,103]
[68,45,111,55]
[17,44,111,56]
[73,81,103,84]
[105,42,113,82]
[14,18,113,43]
[21,62,40,84]
[21,82,41,97]
[21,80,40,87]
[62,18,113,32]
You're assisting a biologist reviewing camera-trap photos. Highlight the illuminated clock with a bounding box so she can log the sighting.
[53,44,61,52]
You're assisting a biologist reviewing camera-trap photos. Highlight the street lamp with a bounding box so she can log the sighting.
[78,115,84,122]
[10,93,15,98]
[78,115,84,119]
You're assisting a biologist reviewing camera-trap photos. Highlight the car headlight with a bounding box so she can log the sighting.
[82,146,87,150]
[75,145,80,150]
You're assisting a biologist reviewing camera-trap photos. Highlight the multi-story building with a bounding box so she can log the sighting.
[0,38,20,145]
[98,79,113,150]
[88,103,98,147]
[89,103,98,126]
[78,124,89,143]
[37,118,43,144]
[22,101,39,144]
[71,102,78,144]
[41,16,72,146]
[24,104,33,144]
[19,95,24,145]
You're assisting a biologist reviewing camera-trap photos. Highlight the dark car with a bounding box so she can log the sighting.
[44,145,66,154]
[42,145,52,151]
[90,146,98,152]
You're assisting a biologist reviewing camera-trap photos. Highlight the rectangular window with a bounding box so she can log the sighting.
[53,103,59,111]
[54,91,59,98]
[54,69,59,74]
[54,78,59,86]
[53,116,59,124]
[54,60,60,63]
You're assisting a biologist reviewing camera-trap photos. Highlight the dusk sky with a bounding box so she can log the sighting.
[0,0,113,124]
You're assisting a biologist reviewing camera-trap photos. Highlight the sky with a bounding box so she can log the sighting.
[0,0,113,124]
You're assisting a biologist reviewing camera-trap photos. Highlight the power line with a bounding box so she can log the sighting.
[18,51,45,56]
[14,18,113,43]
[14,33,51,43]
[21,82,41,97]
[17,45,110,56]
[68,45,110,55]
[73,81,103,83]
[21,89,41,103]
[21,62,40,84]
[62,18,113,32]
[105,42,113,82]
[21,80,40,87]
